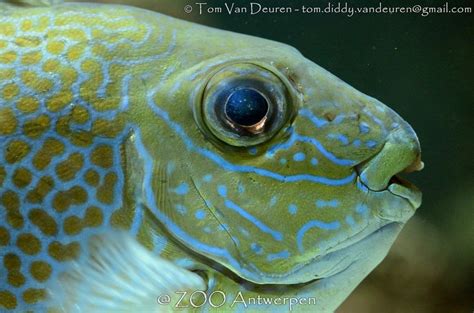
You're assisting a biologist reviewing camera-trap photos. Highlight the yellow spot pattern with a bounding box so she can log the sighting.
[0,4,174,311]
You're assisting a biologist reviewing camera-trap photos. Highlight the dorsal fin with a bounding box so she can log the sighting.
[1,0,63,7]
[47,231,206,312]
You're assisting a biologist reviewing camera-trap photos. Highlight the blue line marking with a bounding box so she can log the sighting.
[299,109,328,128]
[315,199,340,208]
[297,220,341,252]
[356,179,369,192]
[345,215,356,226]
[327,134,350,145]
[175,204,187,215]
[218,223,230,232]
[248,147,258,155]
[333,114,346,124]
[225,199,283,241]
[356,203,369,216]
[267,250,290,261]
[269,196,278,207]
[239,227,250,237]
[267,132,356,167]
[251,243,263,254]
[147,92,354,185]
[293,152,306,162]
[217,185,227,197]
[133,126,259,280]
[359,122,370,134]
[365,140,378,148]
[174,182,189,195]
[195,210,206,220]
[288,204,297,215]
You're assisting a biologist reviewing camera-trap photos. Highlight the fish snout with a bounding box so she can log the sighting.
[356,122,423,209]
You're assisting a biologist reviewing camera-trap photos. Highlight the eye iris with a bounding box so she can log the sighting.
[225,89,269,126]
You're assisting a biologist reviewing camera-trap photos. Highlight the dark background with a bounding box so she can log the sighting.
[79,0,473,311]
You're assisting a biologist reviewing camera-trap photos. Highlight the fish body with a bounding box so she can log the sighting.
[0,2,422,312]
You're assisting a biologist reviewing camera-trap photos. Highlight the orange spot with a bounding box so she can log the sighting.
[0,191,23,229]
[33,138,65,170]
[52,186,87,213]
[84,206,103,228]
[97,172,117,204]
[63,216,83,235]
[0,290,17,309]
[26,176,55,204]
[48,241,80,261]
[16,233,41,255]
[5,140,30,164]
[16,97,39,114]
[23,115,50,138]
[30,261,52,282]
[91,145,114,168]
[46,90,73,112]
[28,209,58,237]
[2,83,19,100]
[0,227,10,246]
[12,168,32,188]
[55,153,84,181]
[84,170,100,186]
[22,288,47,304]
[71,106,89,124]
[0,107,17,135]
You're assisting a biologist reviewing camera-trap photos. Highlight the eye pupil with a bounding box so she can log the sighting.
[225,88,269,126]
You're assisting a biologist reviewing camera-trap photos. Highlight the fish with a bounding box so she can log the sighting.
[0,0,423,312]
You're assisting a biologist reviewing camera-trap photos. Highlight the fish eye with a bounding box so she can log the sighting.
[199,63,294,147]
[224,88,269,128]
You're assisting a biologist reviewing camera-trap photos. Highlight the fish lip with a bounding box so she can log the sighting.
[355,162,422,209]
[387,175,422,208]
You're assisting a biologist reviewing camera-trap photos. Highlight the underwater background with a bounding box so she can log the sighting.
[75,0,473,312]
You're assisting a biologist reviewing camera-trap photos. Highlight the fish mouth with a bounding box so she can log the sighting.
[355,156,423,209]
[386,175,422,208]
[354,126,424,210]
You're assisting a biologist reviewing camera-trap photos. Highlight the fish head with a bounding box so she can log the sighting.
[138,20,422,286]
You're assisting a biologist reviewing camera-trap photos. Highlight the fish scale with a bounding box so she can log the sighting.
[0,1,422,312]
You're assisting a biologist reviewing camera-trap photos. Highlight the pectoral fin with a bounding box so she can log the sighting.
[48,231,206,312]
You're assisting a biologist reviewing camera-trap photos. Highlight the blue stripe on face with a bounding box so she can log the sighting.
[293,152,306,161]
[224,199,284,241]
[315,199,339,208]
[299,109,328,128]
[217,185,227,197]
[195,210,206,220]
[327,133,349,145]
[356,203,369,216]
[345,215,356,226]
[296,220,341,252]
[267,250,290,261]
[288,204,298,215]
[146,92,355,186]
[251,243,263,254]
[266,131,356,167]
[133,126,265,280]
[174,182,189,195]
